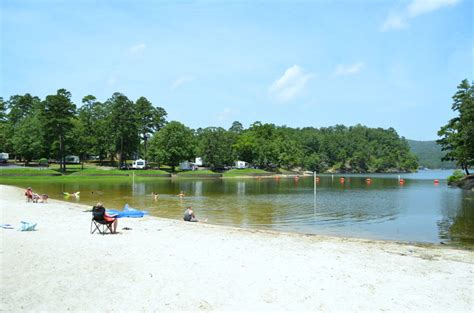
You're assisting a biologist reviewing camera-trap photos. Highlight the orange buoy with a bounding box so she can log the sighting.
[434,179,439,184]
[399,178,405,185]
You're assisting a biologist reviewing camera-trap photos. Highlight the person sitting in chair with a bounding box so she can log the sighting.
[92,202,118,233]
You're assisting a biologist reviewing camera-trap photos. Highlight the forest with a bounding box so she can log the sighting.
[0,89,419,173]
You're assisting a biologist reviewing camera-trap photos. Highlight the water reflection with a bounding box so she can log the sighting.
[3,170,472,246]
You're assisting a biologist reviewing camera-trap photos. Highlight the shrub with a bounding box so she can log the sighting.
[447,170,465,184]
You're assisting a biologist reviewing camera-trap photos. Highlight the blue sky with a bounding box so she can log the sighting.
[1,0,472,140]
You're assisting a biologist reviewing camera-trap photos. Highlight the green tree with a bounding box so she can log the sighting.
[438,79,474,175]
[148,121,195,171]
[5,94,42,159]
[11,116,44,164]
[0,97,7,152]
[42,89,76,172]
[197,127,235,169]
[229,121,244,134]
[135,96,167,163]
[106,93,139,168]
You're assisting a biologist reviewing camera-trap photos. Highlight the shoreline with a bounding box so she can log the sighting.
[1,184,473,311]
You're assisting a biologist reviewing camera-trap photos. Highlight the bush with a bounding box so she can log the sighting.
[447,170,465,184]
[39,158,49,166]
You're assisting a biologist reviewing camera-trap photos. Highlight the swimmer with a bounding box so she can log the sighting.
[178,191,185,199]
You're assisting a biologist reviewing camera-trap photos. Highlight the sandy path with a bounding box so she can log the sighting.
[1,184,473,312]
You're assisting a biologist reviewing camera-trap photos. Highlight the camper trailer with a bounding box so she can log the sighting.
[132,159,146,169]
[179,161,197,171]
[195,157,203,167]
[0,152,8,164]
[234,160,249,169]
[65,155,80,164]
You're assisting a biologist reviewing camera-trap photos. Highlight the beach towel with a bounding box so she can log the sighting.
[19,221,37,231]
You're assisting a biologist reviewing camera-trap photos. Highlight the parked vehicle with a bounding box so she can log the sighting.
[132,159,146,169]
[65,155,80,164]
[234,160,249,169]
[179,160,198,171]
[0,152,8,164]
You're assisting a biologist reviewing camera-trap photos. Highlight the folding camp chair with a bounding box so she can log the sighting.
[90,205,114,235]
[90,218,114,235]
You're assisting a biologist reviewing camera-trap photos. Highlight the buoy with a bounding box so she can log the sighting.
[399,178,405,185]
[434,179,439,184]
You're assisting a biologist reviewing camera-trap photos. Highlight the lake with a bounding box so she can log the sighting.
[3,169,473,247]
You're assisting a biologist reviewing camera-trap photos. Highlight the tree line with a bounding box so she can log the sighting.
[0,89,419,173]
[437,79,474,175]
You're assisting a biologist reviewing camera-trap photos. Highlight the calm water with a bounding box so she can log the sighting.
[4,170,473,246]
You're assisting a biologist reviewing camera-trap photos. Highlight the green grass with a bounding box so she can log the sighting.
[70,168,169,176]
[176,170,218,176]
[277,168,295,174]
[0,168,60,175]
[223,168,272,177]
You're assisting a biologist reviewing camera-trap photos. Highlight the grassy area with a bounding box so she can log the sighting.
[277,168,295,174]
[71,169,169,176]
[176,170,219,176]
[0,168,60,175]
[223,168,272,177]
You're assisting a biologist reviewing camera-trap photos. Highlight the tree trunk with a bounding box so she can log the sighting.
[59,135,64,172]
[144,135,148,168]
[118,136,124,169]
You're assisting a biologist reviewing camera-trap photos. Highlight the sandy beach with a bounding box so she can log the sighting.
[1,184,473,312]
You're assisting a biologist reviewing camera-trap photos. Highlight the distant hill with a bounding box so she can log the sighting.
[407,140,457,169]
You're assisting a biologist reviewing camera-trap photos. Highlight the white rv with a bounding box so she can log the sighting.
[132,159,146,169]
[195,157,203,167]
[65,155,80,164]
[234,160,249,169]
[180,161,198,171]
[0,152,8,164]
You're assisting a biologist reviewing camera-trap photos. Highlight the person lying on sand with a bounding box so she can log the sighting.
[183,206,207,223]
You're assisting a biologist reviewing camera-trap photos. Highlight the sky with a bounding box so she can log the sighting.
[1,0,472,140]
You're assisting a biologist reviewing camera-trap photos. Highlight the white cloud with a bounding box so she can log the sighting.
[170,76,195,90]
[334,62,365,76]
[128,43,146,55]
[268,65,314,103]
[381,0,460,31]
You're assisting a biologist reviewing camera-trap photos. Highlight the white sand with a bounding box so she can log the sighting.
[1,184,473,312]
